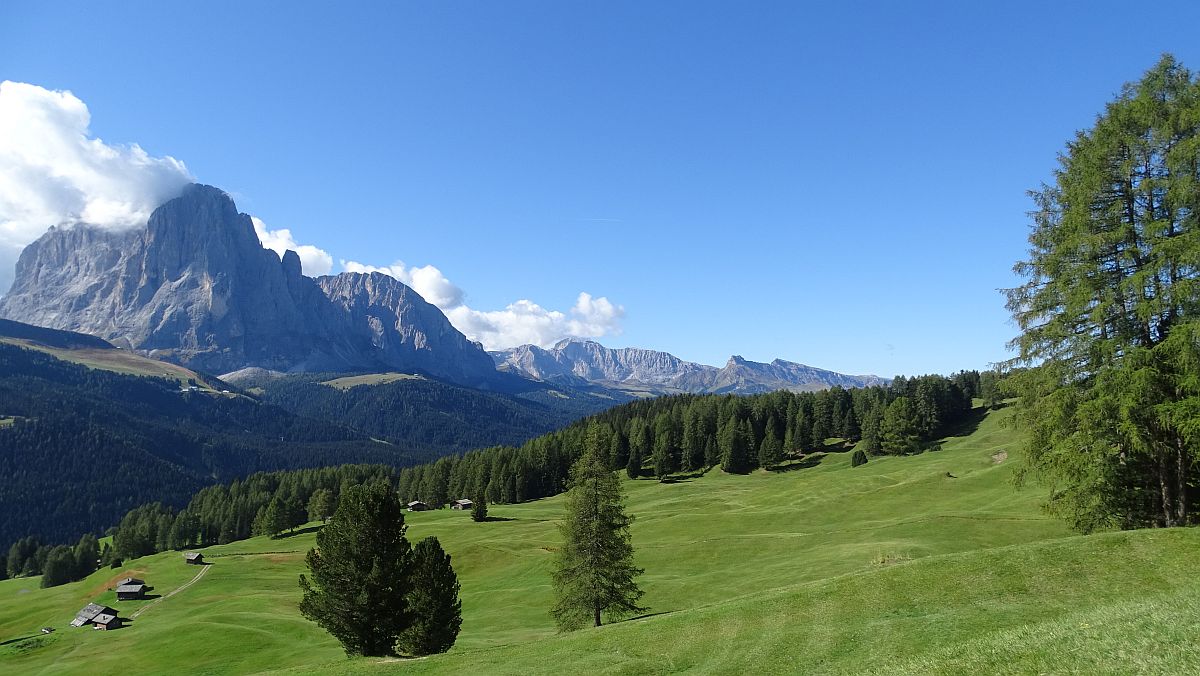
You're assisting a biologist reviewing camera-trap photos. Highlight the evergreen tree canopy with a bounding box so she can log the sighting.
[299,482,413,656]
[471,495,488,522]
[551,426,646,630]
[1006,55,1200,532]
[880,397,921,456]
[397,536,462,656]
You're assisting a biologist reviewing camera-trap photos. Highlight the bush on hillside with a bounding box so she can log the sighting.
[851,450,868,467]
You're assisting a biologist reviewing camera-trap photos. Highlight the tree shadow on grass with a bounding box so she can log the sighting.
[940,406,990,439]
[770,453,826,473]
[279,524,325,539]
[480,516,517,523]
[0,635,37,647]
[657,477,694,484]
[620,610,672,623]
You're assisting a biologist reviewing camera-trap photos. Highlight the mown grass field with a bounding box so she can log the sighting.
[0,337,211,386]
[2,406,1196,674]
[321,373,426,390]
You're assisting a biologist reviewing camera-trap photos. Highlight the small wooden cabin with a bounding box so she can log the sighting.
[71,603,116,627]
[184,552,204,565]
[116,583,147,601]
[407,501,430,512]
[451,499,473,510]
[91,613,122,630]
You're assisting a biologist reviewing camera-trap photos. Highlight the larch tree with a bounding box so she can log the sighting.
[758,426,783,470]
[879,397,921,456]
[1007,55,1200,532]
[299,482,413,656]
[551,424,646,630]
[307,488,336,523]
[651,412,677,480]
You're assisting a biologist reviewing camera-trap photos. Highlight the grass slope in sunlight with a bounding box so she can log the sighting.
[4,407,1192,674]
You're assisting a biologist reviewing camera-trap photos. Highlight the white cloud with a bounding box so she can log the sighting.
[0,81,625,349]
[341,259,463,308]
[252,217,333,276]
[342,258,624,350]
[0,81,193,291]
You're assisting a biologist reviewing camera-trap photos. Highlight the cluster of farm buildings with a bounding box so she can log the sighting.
[407,498,473,511]
[66,552,204,632]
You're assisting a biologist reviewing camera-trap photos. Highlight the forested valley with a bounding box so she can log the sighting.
[6,368,1002,588]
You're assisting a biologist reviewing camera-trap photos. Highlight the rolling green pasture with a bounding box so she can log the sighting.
[2,407,1195,674]
[321,373,426,390]
[0,337,211,386]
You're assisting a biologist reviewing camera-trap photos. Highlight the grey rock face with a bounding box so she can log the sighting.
[0,184,499,386]
[316,272,498,386]
[492,338,887,394]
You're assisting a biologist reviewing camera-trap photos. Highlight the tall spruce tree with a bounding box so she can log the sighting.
[397,536,462,656]
[720,413,752,473]
[626,439,643,479]
[651,413,677,480]
[758,427,783,470]
[880,397,921,455]
[299,482,413,656]
[1007,55,1200,532]
[307,488,336,523]
[471,495,488,522]
[551,425,646,630]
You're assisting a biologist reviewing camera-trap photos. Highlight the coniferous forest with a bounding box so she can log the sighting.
[45,369,991,587]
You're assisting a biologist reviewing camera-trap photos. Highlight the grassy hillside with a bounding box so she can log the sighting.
[2,407,1195,674]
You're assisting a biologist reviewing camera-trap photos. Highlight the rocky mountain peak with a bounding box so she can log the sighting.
[0,183,503,386]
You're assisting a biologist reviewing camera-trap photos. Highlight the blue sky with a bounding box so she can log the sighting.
[3,1,1200,376]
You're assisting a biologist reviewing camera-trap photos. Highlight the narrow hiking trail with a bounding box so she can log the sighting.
[129,565,210,620]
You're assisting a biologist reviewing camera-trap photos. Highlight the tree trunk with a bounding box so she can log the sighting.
[1159,459,1175,528]
[1176,437,1189,525]
[594,606,602,627]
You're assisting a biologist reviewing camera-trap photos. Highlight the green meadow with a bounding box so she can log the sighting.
[3,406,1197,674]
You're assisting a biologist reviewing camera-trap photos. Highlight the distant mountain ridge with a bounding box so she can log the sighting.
[492,338,888,394]
[0,184,499,387]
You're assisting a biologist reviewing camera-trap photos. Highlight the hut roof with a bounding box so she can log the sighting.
[116,584,146,594]
[407,501,426,506]
[184,552,203,560]
[454,499,473,506]
[71,603,115,627]
[92,613,119,625]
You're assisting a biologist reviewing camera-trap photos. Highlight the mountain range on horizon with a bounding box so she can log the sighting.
[492,338,888,395]
[0,183,887,396]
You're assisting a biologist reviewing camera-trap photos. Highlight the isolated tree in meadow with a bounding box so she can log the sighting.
[1007,55,1200,532]
[551,427,646,630]
[851,449,869,467]
[471,495,488,522]
[397,536,462,656]
[299,482,413,656]
[879,397,921,456]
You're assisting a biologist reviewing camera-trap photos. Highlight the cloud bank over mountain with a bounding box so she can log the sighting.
[0,81,624,349]
[0,80,192,290]
[341,259,624,350]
